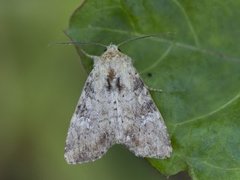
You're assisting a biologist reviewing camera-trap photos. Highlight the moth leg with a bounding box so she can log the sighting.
[145,85,163,92]
[79,48,98,60]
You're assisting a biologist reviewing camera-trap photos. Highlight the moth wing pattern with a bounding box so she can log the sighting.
[118,68,172,158]
[64,44,172,164]
[64,70,116,164]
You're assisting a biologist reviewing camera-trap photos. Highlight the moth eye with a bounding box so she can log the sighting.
[118,48,121,52]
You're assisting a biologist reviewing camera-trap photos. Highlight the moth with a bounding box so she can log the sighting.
[64,43,172,164]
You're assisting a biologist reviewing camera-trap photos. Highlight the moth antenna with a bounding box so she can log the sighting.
[50,41,106,59]
[53,41,107,48]
[117,33,175,47]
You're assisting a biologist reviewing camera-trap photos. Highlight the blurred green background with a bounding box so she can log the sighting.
[0,0,189,179]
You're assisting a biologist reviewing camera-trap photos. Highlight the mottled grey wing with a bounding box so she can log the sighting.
[64,71,116,164]
[118,73,172,159]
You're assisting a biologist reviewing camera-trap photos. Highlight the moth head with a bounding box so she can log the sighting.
[102,44,122,58]
[105,44,121,52]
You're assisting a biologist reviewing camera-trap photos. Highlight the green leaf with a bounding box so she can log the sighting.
[66,0,240,179]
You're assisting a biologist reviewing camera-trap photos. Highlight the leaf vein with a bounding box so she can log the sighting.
[171,0,200,46]
[175,92,240,126]
[201,160,240,171]
[140,43,174,74]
